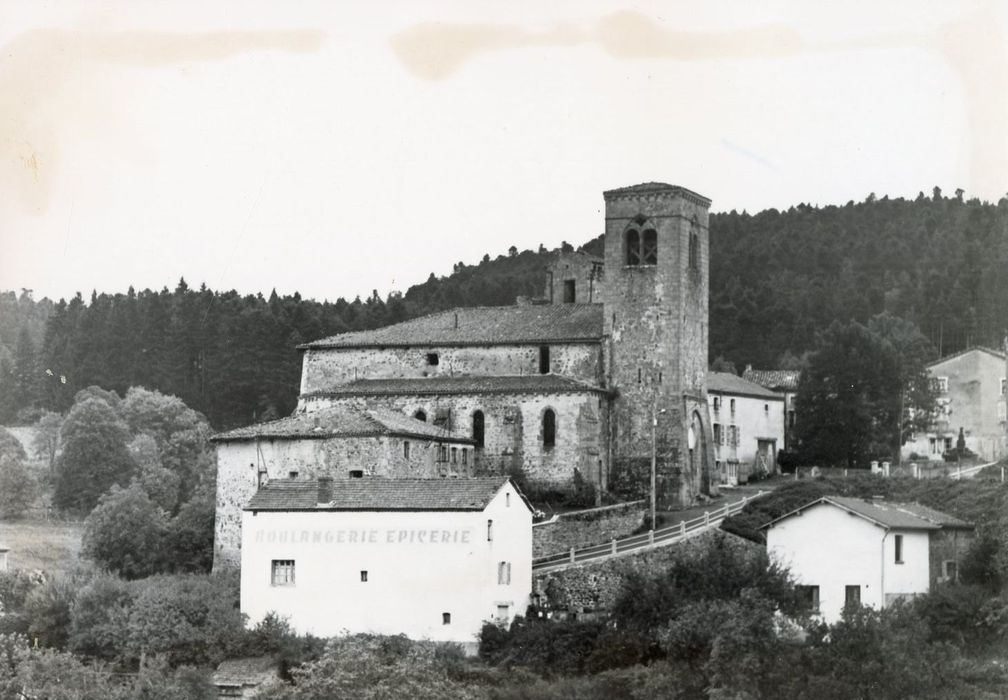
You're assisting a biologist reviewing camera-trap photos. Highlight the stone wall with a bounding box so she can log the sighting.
[533,530,760,613]
[600,186,713,507]
[212,433,473,571]
[545,253,605,304]
[300,391,610,489]
[300,343,603,394]
[532,500,645,558]
[928,529,975,585]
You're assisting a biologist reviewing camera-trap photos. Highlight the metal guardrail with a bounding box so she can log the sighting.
[532,491,767,573]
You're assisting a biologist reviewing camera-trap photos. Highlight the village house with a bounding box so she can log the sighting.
[214,183,721,570]
[742,367,800,451]
[240,476,532,644]
[765,496,973,623]
[707,372,785,485]
[903,347,1006,462]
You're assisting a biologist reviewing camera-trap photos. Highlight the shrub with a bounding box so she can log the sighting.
[263,634,482,700]
[68,573,135,660]
[0,454,39,518]
[124,573,244,667]
[23,574,82,649]
[82,483,168,579]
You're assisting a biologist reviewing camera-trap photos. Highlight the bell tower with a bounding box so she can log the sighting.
[600,182,717,506]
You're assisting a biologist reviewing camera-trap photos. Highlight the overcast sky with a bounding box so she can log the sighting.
[1,1,1005,303]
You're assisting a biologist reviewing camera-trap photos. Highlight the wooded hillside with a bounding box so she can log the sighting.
[2,189,1006,428]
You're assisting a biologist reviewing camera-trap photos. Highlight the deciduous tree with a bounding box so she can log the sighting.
[81,484,167,579]
[53,397,133,514]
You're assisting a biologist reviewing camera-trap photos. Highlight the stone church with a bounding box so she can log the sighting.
[213,182,717,569]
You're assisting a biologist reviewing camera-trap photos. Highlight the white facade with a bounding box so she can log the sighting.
[707,372,785,485]
[766,501,931,623]
[902,347,1007,463]
[240,480,532,643]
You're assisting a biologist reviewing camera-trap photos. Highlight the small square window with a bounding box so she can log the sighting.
[360,570,368,582]
[349,469,363,479]
[943,560,957,582]
[288,471,298,479]
[845,585,861,605]
[442,612,451,625]
[427,352,439,366]
[271,560,295,586]
[797,585,819,614]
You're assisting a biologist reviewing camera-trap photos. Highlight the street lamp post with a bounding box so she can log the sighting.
[651,406,666,531]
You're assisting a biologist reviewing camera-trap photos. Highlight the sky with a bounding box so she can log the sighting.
[0,1,1005,304]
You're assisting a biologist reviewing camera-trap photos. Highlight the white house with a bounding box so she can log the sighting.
[707,372,785,485]
[902,347,1007,463]
[765,496,973,623]
[240,476,533,644]
[742,367,801,451]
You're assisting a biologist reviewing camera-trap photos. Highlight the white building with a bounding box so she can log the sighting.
[902,347,1007,463]
[707,372,785,485]
[765,496,973,623]
[742,367,801,451]
[240,476,533,644]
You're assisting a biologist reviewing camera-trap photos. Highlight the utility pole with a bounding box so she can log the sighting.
[651,407,657,532]
[651,405,666,531]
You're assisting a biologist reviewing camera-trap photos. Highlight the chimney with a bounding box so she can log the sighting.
[317,477,333,504]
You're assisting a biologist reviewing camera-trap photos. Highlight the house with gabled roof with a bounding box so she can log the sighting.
[742,366,801,451]
[214,183,721,570]
[764,496,973,622]
[240,476,532,644]
[902,346,1006,462]
[707,372,785,485]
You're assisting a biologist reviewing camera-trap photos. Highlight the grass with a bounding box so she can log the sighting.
[0,518,83,574]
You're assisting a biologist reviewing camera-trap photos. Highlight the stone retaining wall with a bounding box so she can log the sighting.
[533,529,760,613]
[532,500,645,558]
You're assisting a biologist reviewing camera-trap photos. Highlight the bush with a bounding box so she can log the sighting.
[23,574,81,649]
[264,634,482,700]
[0,454,39,518]
[68,573,135,660]
[81,483,168,579]
[235,613,326,678]
[479,617,607,676]
[914,585,997,647]
[124,573,244,667]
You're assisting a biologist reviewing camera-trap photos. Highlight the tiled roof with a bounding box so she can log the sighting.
[211,405,473,443]
[245,476,529,512]
[741,368,802,392]
[763,496,973,531]
[301,375,606,399]
[299,304,603,349]
[707,371,782,400]
[603,182,711,205]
